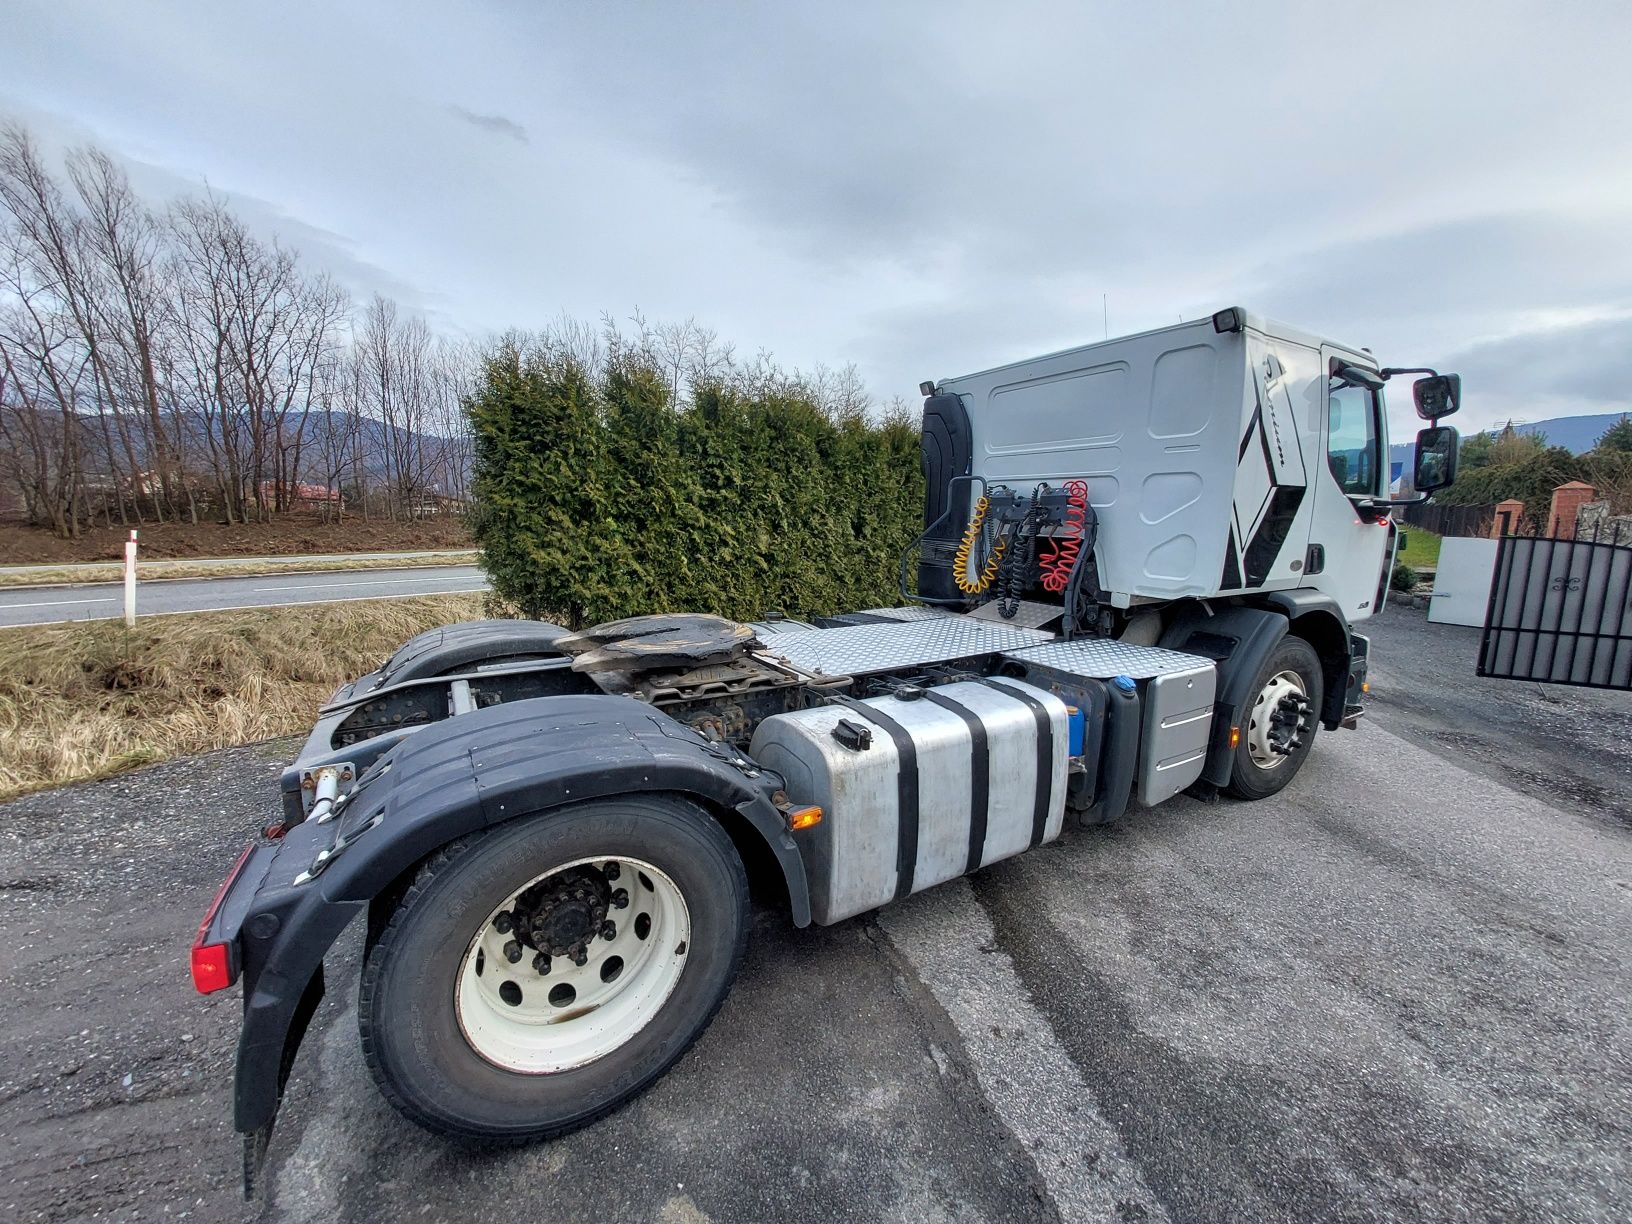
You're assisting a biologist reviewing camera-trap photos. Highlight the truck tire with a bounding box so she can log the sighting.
[359,794,748,1143]
[1224,635,1323,801]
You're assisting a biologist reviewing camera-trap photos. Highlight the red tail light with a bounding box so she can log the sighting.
[191,942,234,993]
[192,843,254,994]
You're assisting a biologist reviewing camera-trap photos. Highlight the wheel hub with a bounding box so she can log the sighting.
[1266,694,1309,756]
[456,855,692,1074]
[511,868,610,958]
[1246,669,1311,769]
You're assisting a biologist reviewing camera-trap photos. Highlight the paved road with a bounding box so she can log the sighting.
[1365,606,1632,828]
[0,606,1627,1222]
[0,565,489,627]
[0,549,476,577]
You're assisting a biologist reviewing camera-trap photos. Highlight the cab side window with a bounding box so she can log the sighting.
[1327,384,1380,496]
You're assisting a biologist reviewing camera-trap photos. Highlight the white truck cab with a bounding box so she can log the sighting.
[925,308,1411,624]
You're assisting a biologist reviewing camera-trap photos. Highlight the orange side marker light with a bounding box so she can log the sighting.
[786,805,824,830]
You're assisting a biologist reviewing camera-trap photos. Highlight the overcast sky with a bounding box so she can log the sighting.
[5,0,1630,437]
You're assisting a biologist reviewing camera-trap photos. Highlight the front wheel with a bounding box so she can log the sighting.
[1224,635,1323,800]
[359,794,748,1142]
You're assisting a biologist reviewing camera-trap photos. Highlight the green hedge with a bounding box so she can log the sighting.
[467,340,924,627]
[1435,447,1632,530]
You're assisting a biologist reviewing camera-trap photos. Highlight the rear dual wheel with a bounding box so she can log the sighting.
[360,795,748,1142]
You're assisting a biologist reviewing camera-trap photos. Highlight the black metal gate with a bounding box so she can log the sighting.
[1479,534,1632,690]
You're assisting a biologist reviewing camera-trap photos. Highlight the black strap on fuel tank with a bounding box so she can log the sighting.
[977,678,1054,848]
[831,696,919,900]
[917,688,990,874]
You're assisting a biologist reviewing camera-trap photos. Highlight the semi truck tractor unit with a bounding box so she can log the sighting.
[192,309,1463,1193]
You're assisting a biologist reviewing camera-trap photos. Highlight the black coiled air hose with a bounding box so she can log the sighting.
[998,489,1051,619]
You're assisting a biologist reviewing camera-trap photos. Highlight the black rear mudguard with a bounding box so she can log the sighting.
[223,694,809,1185]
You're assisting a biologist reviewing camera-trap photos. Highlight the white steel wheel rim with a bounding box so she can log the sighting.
[455,856,691,1074]
[1247,669,1307,769]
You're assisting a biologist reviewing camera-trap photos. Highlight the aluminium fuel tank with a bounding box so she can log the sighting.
[749,678,1068,925]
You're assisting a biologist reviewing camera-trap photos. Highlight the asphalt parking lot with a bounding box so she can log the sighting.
[1,605,1628,1222]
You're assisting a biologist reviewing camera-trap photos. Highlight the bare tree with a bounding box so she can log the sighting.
[167,194,346,522]
[354,295,412,516]
[68,145,183,519]
[424,336,477,503]
[0,124,147,526]
[0,234,92,535]
[306,346,362,522]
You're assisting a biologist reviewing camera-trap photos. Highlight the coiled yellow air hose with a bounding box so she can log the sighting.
[954,495,1006,593]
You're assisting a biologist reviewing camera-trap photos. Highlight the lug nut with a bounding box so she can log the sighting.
[504,940,523,964]
[611,888,629,909]
[604,863,621,880]
[533,952,551,974]
[493,911,514,934]
[601,920,617,941]
[571,947,589,967]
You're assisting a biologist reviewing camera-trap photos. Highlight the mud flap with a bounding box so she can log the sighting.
[243,964,326,1200]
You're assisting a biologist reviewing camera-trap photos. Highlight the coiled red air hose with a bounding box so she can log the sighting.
[1039,480,1089,593]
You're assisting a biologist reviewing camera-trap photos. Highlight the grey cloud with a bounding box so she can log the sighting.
[1440,315,1632,410]
[1240,213,1632,333]
[510,7,1097,264]
[449,106,529,144]
[0,95,433,312]
[1229,212,1632,429]
[5,0,1632,421]
[851,293,1109,392]
[513,3,1632,286]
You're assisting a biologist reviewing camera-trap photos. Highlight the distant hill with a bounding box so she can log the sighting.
[21,406,469,491]
[1389,411,1627,466]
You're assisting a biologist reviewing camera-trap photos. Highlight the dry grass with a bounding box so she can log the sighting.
[0,593,485,801]
[0,551,478,588]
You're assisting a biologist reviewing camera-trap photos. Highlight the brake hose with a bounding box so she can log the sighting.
[953,495,1006,594]
[998,489,1050,618]
[1039,480,1089,593]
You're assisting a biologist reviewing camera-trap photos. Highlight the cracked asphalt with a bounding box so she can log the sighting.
[1,604,1628,1222]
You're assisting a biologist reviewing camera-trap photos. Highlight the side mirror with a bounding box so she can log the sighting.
[1413,373,1461,420]
[1413,425,1459,492]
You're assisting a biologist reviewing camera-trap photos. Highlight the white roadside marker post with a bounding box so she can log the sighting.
[124,529,137,627]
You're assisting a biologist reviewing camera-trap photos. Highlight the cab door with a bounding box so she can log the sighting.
[1308,350,1393,621]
